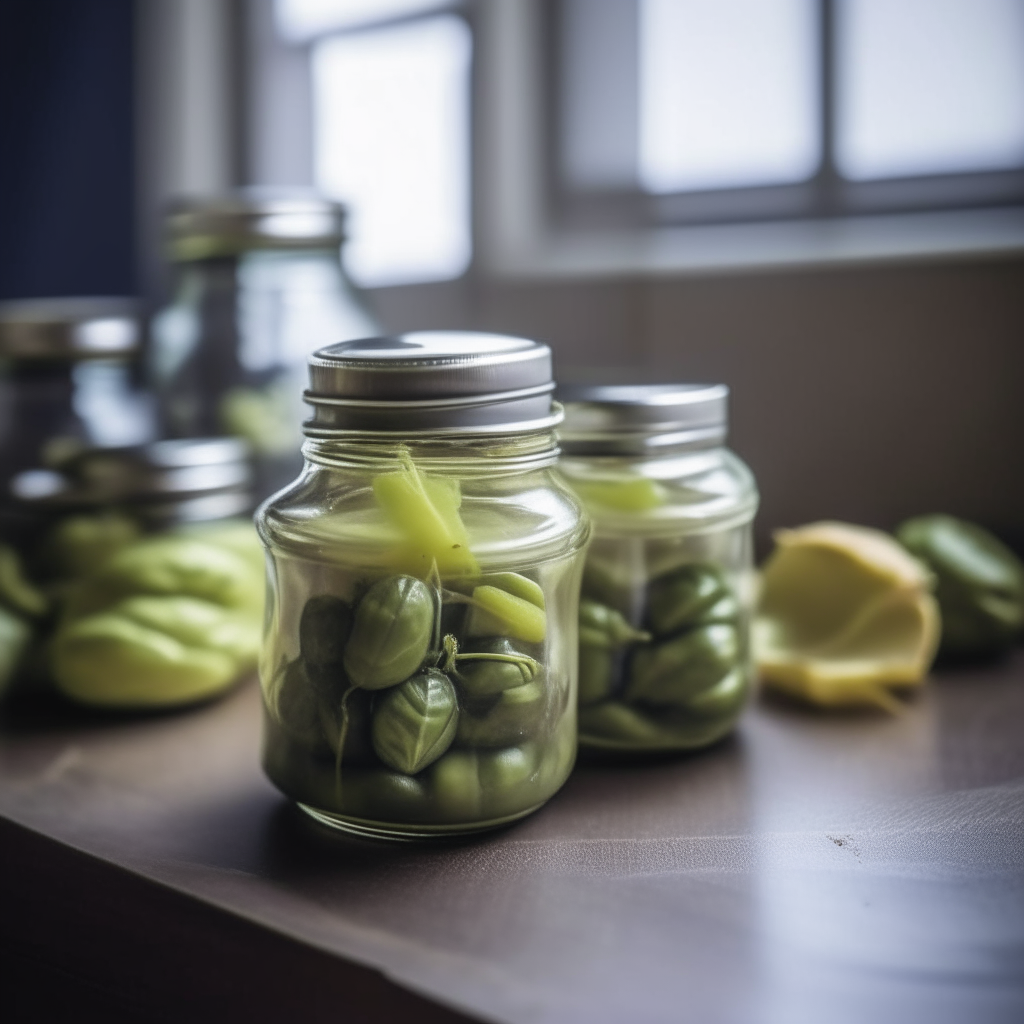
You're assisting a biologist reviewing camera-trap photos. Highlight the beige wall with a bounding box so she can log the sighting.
[368,256,1024,551]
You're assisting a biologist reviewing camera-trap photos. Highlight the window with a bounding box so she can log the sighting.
[554,0,1024,229]
[273,0,472,288]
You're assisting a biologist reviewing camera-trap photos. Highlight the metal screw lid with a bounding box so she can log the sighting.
[0,298,139,361]
[304,331,561,436]
[558,383,728,455]
[167,189,347,262]
[11,438,252,506]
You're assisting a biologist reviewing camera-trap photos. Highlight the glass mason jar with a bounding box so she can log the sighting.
[151,191,380,500]
[0,297,152,535]
[4,438,264,708]
[557,385,758,754]
[256,332,590,839]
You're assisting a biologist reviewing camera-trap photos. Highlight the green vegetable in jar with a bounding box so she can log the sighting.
[343,575,434,690]
[342,768,432,823]
[625,623,738,706]
[320,686,376,765]
[578,699,740,751]
[456,680,545,748]
[466,582,547,643]
[454,636,540,698]
[646,564,738,636]
[578,599,650,706]
[0,545,48,618]
[270,659,329,751]
[300,594,353,676]
[371,667,458,774]
[51,538,262,708]
[431,743,541,822]
[896,514,1024,659]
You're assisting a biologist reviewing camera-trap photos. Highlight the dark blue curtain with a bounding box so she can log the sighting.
[0,0,136,299]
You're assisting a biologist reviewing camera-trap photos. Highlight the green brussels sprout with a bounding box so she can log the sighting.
[625,623,738,706]
[578,600,650,707]
[430,744,543,822]
[646,564,737,636]
[371,667,458,774]
[343,575,434,690]
[299,595,353,680]
[0,605,32,698]
[51,538,262,708]
[896,515,1024,659]
[456,680,545,748]
[319,686,376,765]
[343,769,432,823]
[0,545,48,617]
[269,659,329,751]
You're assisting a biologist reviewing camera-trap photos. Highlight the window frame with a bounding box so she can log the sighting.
[544,0,1024,234]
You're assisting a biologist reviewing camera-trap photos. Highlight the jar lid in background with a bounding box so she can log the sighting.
[167,189,347,262]
[0,298,139,361]
[304,331,561,435]
[11,438,252,513]
[558,383,728,455]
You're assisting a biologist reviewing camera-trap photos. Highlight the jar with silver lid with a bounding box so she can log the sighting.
[0,297,152,526]
[557,385,758,753]
[257,331,589,839]
[151,190,379,500]
[1,439,263,709]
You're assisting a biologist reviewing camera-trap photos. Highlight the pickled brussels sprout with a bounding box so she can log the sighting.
[897,514,1024,659]
[371,668,458,774]
[52,538,262,708]
[343,575,434,690]
[578,562,748,752]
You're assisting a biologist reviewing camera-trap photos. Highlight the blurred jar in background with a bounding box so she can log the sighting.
[0,298,153,530]
[151,191,380,499]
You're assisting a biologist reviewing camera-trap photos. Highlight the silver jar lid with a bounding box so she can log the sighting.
[0,298,139,361]
[167,189,346,261]
[304,331,561,435]
[558,384,728,455]
[11,438,252,509]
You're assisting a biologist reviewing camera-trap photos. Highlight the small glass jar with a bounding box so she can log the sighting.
[151,191,380,500]
[557,385,758,754]
[0,298,153,530]
[256,332,590,839]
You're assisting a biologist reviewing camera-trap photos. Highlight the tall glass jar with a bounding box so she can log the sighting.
[257,332,590,839]
[557,385,758,754]
[151,191,380,500]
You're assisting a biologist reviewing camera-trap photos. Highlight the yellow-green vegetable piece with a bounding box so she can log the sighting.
[46,513,141,579]
[480,572,545,610]
[755,521,940,713]
[0,545,48,617]
[372,454,478,577]
[51,537,262,708]
[52,606,243,707]
[64,537,261,619]
[0,605,32,697]
[467,584,547,643]
[573,476,667,513]
[173,519,266,578]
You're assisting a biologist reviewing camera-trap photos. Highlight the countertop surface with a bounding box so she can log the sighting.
[2,656,1023,1024]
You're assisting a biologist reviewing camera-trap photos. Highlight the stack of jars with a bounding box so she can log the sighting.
[255,333,758,839]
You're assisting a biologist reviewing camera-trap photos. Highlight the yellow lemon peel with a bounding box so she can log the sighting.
[755,521,940,712]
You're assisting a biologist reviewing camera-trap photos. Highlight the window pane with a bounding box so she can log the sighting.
[638,0,820,194]
[836,0,1024,181]
[312,15,471,287]
[276,0,448,41]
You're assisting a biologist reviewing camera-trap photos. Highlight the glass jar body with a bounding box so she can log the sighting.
[151,248,379,499]
[559,445,758,753]
[256,435,589,839]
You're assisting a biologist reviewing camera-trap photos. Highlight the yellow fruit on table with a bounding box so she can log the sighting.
[755,521,940,712]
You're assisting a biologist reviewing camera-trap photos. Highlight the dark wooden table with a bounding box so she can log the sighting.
[2,655,1023,1024]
